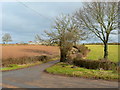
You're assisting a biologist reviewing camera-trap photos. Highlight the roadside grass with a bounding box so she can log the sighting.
[46,62,119,81]
[1,62,42,71]
[85,45,118,62]
[1,57,59,71]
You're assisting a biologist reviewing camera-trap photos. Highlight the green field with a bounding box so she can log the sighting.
[85,45,119,62]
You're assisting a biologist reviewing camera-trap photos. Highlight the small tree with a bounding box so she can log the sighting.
[2,33,12,44]
[75,2,118,59]
[45,14,86,62]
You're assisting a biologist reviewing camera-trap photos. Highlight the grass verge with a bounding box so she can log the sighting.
[1,57,59,71]
[46,62,119,81]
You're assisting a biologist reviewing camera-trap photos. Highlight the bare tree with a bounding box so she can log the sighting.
[45,14,86,62]
[34,34,43,43]
[2,33,12,44]
[75,2,118,59]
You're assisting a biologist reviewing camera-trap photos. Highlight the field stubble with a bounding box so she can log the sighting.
[2,45,60,59]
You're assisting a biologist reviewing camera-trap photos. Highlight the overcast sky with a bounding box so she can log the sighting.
[1,2,118,43]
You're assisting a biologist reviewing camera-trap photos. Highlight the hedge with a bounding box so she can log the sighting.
[73,58,118,70]
[2,55,50,67]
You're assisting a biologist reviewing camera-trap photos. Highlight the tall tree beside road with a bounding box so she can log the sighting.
[45,14,86,62]
[75,2,118,59]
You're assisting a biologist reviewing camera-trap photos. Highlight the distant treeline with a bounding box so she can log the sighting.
[1,43,120,46]
[84,43,120,45]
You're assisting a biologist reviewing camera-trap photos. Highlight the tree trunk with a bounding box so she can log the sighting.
[60,49,67,62]
[104,42,108,60]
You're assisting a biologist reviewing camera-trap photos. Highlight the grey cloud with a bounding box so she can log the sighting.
[1,2,118,43]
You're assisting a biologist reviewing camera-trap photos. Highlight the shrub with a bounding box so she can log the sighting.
[73,45,90,58]
[73,58,117,70]
[35,55,49,62]
[2,55,50,67]
[66,45,90,63]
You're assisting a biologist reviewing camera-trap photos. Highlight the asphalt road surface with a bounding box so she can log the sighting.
[2,60,118,88]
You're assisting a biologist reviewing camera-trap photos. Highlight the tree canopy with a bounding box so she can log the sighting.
[45,14,87,62]
[74,2,118,59]
[2,33,12,44]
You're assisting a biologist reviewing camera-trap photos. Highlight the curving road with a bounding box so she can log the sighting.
[2,60,118,88]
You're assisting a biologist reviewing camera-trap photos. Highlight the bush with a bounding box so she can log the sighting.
[73,45,90,57]
[67,45,90,63]
[35,55,49,62]
[2,55,50,67]
[73,58,117,70]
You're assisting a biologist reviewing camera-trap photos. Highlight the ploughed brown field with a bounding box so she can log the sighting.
[2,45,60,59]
